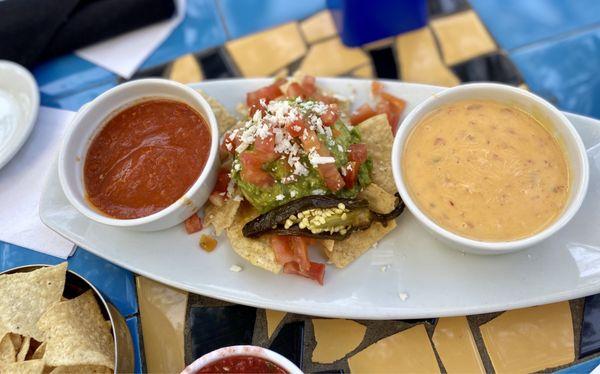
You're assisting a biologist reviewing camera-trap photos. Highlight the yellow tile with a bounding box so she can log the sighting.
[351,64,374,79]
[300,10,337,44]
[265,309,286,338]
[348,325,440,373]
[137,276,188,373]
[395,27,459,87]
[226,22,306,77]
[432,317,485,374]
[299,37,370,77]
[430,10,497,65]
[364,37,395,51]
[273,67,289,79]
[480,302,574,374]
[169,54,203,84]
[312,319,366,364]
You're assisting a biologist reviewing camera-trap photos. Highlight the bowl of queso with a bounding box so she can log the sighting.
[392,83,589,254]
[181,345,302,374]
[58,79,219,231]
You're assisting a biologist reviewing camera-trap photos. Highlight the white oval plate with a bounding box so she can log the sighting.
[40,78,600,319]
[0,61,39,170]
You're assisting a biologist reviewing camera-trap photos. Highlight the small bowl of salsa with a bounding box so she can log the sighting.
[181,345,302,374]
[58,78,219,231]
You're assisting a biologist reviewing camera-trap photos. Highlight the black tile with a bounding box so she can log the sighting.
[580,294,600,357]
[368,47,398,79]
[269,321,304,369]
[125,63,168,82]
[315,370,345,374]
[428,0,470,17]
[188,305,256,360]
[399,318,437,325]
[451,53,523,85]
[199,49,235,79]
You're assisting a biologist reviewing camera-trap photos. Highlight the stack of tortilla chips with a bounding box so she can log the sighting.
[0,263,115,373]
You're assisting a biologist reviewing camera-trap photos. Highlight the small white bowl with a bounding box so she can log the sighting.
[392,83,589,254]
[181,345,303,374]
[0,60,39,170]
[58,79,219,232]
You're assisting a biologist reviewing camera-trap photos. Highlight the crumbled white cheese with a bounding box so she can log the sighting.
[275,194,285,201]
[229,265,243,272]
[312,189,326,195]
[290,190,298,198]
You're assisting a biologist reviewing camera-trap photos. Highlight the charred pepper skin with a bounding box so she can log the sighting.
[242,194,405,240]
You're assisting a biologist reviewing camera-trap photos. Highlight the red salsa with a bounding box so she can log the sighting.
[84,99,211,219]
[198,355,286,373]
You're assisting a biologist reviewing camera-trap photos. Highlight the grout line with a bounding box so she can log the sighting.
[507,22,600,55]
[214,0,233,41]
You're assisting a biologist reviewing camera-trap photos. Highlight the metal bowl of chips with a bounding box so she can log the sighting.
[0,264,134,373]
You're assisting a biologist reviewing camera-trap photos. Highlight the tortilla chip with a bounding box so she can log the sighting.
[226,205,282,274]
[359,183,397,214]
[0,333,16,364]
[0,263,67,341]
[327,220,397,268]
[318,240,335,253]
[49,365,112,374]
[195,89,237,134]
[31,342,46,360]
[0,359,44,374]
[37,291,114,370]
[204,198,241,236]
[357,114,396,194]
[16,336,30,361]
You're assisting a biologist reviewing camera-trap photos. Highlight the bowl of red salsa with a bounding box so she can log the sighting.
[58,78,219,231]
[181,345,302,374]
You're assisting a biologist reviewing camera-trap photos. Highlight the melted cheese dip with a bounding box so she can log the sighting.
[403,100,569,242]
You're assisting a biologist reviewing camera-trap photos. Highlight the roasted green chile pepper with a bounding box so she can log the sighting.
[242,194,405,240]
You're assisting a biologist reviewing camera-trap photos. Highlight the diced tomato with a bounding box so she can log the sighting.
[348,143,368,165]
[271,236,310,271]
[220,131,241,157]
[320,104,339,126]
[301,75,316,96]
[212,168,231,194]
[350,103,378,125]
[239,151,274,187]
[208,192,224,207]
[300,128,345,192]
[285,118,307,138]
[380,92,406,113]
[376,99,401,135]
[286,82,306,99]
[342,161,358,189]
[312,92,338,105]
[254,132,276,155]
[371,81,384,96]
[283,261,325,285]
[247,79,285,115]
[184,214,203,234]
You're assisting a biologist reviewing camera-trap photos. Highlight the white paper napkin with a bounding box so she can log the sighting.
[75,0,186,79]
[0,107,75,259]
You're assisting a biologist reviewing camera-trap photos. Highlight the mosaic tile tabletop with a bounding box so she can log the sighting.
[7,0,600,372]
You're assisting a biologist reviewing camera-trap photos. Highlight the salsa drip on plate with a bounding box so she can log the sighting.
[194,74,406,285]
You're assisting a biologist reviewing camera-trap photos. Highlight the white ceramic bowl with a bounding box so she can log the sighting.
[0,60,39,170]
[58,78,219,232]
[392,83,589,254]
[181,345,303,374]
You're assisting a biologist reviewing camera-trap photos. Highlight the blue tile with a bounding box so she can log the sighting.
[470,0,600,50]
[556,356,600,373]
[217,0,326,39]
[0,243,138,318]
[140,0,228,70]
[0,241,64,271]
[126,316,143,374]
[510,28,600,119]
[580,294,600,357]
[68,248,138,317]
[47,80,118,111]
[34,54,117,98]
